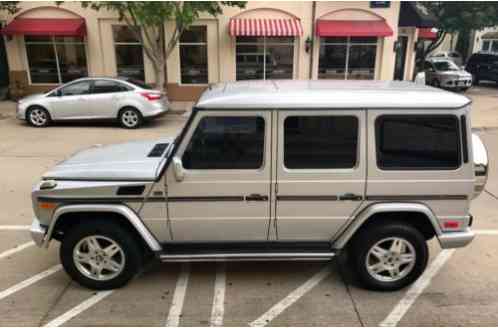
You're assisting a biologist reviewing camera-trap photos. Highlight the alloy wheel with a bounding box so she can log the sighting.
[121,110,139,128]
[29,109,48,126]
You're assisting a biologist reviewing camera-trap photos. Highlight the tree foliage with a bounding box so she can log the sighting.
[80,1,246,90]
[0,1,20,14]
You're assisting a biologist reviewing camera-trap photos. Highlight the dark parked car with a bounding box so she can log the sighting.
[466,53,498,86]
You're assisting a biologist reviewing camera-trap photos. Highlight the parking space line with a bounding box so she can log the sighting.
[474,229,498,235]
[380,249,455,327]
[165,263,191,327]
[210,263,226,327]
[0,241,35,260]
[0,225,30,230]
[0,264,62,302]
[249,265,334,327]
[43,290,114,327]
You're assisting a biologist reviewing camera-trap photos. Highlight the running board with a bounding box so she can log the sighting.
[158,252,336,262]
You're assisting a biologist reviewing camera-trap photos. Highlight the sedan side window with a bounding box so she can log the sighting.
[182,116,265,170]
[92,80,130,94]
[60,81,91,96]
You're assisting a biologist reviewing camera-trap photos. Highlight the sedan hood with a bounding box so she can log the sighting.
[19,93,45,103]
[439,70,471,77]
[43,138,173,181]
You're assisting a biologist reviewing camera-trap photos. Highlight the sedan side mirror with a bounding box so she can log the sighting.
[172,156,185,182]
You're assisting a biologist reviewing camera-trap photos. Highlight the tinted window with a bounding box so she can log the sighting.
[376,115,460,170]
[183,116,265,170]
[126,79,153,90]
[61,81,91,96]
[284,116,358,169]
[92,80,129,94]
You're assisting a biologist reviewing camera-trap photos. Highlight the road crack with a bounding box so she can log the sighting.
[485,189,498,201]
[38,279,73,326]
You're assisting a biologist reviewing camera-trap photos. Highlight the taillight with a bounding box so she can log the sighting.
[140,92,163,101]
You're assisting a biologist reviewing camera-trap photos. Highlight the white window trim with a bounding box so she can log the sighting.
[481,39,498,53]
[23,36,88,85]
[179,26,209,86]
[319,37,378,80]
[112,25,146,81]
[235,36,296,81]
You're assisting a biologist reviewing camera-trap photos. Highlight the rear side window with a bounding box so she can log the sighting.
[376,115,460,170]
[92,80,130,94]
[183,116,265,170]
[284,116,358,169]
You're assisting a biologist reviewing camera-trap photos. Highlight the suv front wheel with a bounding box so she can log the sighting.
[351,222,428,291]
[60,221,143,290]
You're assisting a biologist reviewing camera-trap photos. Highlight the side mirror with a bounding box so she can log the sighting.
[172,156,185,182]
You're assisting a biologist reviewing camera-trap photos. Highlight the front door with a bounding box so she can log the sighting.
[49,80,92,119]
[166,110,272,241]
[275,110,366,241]
[394,36,408,80]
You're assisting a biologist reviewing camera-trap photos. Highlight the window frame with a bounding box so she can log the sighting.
[24,35,88,85]
[282,114,360,172]
[181,114,267,171]
[112,25,145,81]
[375,114,462,171]
[179,25,208,85]
[235,36,296,81]
[90,79,132,94]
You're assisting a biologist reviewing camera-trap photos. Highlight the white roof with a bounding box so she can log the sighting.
[196,80,471,110]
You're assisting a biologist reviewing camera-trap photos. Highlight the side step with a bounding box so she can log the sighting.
[158,252,336,262]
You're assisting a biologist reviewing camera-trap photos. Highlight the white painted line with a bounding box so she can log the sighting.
[380,249,455,327]
[0,241,35,260]
[44,290,114,327]
[0,225,30,231]
[474,229,498,235]
[250,265,333,327]
[210,263,226,327]
[165,263,191,327]
[0,264,62,301]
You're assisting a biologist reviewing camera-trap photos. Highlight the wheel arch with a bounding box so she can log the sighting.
[26,104,51,120]
[332,203,442,250]
[44,204,162,252]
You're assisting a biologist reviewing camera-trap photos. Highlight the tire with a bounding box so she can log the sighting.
[118,107,143,129]
[472,74,480,86]
[350,222,428,291]
[432,79,441,88]
[26,106,51,127]
[60,221,143,290]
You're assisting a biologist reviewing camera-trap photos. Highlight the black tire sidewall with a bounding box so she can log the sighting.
[26,106,51,127]
[119,107,143,129]
[352,224,428,291]
[60,221,142,290]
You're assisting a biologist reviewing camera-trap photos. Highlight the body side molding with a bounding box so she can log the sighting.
[44,204,162,251]
[331,202,443,250]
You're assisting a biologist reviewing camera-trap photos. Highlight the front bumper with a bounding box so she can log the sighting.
[30,218,48,247]
[438,228,475,249]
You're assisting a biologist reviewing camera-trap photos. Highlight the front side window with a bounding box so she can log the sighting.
[179,26,208,84]
[25,35,87,84]
[92,80,129,94]
[236,36,294,80]
[319,37,377,80]
[183,116,265,170]
[284,116,358,169]
[376,115,460,170]
[60,81,91,96]
[113,25,145,81]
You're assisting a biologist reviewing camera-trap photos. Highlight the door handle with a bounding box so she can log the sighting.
[339,193,363,201]
[245,194,268,201]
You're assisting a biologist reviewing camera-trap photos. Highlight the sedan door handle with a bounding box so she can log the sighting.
[245,194,268,202]
[339,193,363,201]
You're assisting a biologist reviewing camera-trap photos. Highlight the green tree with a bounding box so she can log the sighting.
[0,1,20,14]
[422,2,498,58]
[81,1,246,91]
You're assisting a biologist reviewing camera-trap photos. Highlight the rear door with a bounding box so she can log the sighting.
[275,110,366,241]
[88,79,131,118]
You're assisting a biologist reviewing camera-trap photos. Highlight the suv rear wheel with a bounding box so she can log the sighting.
[60,221,143,290]
[350,222,428,291]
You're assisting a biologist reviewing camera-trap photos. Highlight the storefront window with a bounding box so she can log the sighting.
[319,37,377,80]
[180,26,208,84]
[113,25,145,81]
[236,36,294,80]
[25,35,87,84]
[481,40,491,52]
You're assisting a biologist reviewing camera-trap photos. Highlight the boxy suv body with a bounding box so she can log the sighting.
[30,80,487,291]
[466,53,498,86]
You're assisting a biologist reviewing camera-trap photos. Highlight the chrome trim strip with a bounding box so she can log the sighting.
[365,195,467,201]
[276,195,339,201]
[159,252,336,261]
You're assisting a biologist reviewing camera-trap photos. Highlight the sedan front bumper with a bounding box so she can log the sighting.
[30,218,47,247]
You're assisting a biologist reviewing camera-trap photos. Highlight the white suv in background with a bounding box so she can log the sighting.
[16,77,169,129]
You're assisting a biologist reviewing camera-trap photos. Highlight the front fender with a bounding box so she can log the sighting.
[43,204,162,251]
[332,202,443,250]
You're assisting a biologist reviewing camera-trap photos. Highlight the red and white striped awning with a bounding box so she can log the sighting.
[229,18,303,37]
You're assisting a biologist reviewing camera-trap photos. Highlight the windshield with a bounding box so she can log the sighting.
[433,60,459,71]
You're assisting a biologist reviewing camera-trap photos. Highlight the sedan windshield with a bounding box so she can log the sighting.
[433,60,459,71]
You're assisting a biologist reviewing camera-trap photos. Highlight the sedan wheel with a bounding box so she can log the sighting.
[27,107,50,127]
[119,108,142,129]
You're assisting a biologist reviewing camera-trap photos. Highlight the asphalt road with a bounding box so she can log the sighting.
[1,86,498,326]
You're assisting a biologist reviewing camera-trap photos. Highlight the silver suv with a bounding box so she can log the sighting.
[29,80,487,291]
[16,77,168,129]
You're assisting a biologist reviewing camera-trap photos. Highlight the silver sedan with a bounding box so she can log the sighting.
[16,77,169,129]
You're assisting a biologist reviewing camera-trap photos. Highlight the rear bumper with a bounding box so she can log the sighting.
[438,228,475,249]
[30,218,47,247]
